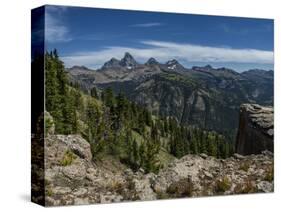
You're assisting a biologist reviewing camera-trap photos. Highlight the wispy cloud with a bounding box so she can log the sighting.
[45,6,71,43]
[219,23,273,35]
[130,22,164,27]
[142,40,273,63]
[61,40,273,69]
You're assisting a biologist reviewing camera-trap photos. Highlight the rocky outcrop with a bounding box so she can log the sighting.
[153,152,273,197]
[43,134,156,206]
[236,104,274,155]
[42,135,274,206]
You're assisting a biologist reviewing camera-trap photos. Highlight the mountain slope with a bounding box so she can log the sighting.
[67,53,273,137]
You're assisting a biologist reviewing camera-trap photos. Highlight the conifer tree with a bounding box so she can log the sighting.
[90,87,98,99]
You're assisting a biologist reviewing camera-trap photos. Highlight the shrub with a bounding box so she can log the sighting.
[167,178,193,197]
[264,166,274,182]
[45,114,54,135]
[106,179,125,194]
[241,179,257,193]
[46,187,53,196]
[155,191,169,199]
[234,178,257,194]
[60,150,77,166]
[215,176,231,193]
[239,162,250,172]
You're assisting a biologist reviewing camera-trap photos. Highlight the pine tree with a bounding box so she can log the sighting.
[45,50,76,134]
[207,133,217,157]
[90,87,98,99]
[86,100,98,142]
[131,139,139,170]
[144,109,152,127]
[104,87,115,108]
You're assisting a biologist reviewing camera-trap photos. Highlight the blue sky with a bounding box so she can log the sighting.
[44,5,274,72]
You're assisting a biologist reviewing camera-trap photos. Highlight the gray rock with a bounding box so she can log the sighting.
[55,135,92,162]
[203,171,213,179]
[100,194,123,203]
[45,196,61,206]
[74,197,89,205]
[62,161,87,181]
[45,134,92,169]
[139,168,145,174]
[233,153,245,160]
[52,186,72,195]
[73,188,88,196]
[43,134,274,206]
[200,153,208,159]
[132,177,157,201]
[257,181,273,193]
[235,104,273,155]
[124,168,133,176]
[262,150,273,157]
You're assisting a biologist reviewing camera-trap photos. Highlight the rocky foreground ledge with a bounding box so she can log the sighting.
[34,135,274,206]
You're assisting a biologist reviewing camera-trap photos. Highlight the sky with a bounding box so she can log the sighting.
[43,5,274,72]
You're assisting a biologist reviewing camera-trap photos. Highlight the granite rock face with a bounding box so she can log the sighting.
[236,104,273,155]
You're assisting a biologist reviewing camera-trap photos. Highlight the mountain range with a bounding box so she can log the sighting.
[67,52,273,139]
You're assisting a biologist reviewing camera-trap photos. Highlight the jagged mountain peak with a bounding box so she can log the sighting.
[166,59,180,65]
[69,65,91,71]
[123,52,134,59]
[102,57,121,69]
[109,57,120,62]
[101,53,138,70]
[204,64,213,69]
[120,52,138,69]
[165,59,185,70]
[145,57,159,65]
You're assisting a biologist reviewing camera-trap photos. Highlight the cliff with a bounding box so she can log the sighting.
[236,104,273,155]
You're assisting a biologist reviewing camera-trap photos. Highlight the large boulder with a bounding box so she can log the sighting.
[45,134,92,166]
[44,135,93,206]
[235,104,273,155]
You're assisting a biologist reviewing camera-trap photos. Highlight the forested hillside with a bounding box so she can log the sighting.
[44,50,233,173]
[68,53,273,145]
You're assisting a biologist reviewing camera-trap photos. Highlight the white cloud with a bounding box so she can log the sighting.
[130,22,164,27]
[45,7,71,43]
[61,40,274,69]
[142,40,273,63]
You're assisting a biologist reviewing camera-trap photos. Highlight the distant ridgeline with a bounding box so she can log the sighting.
[42,50,234,173]
[67,52,273,144]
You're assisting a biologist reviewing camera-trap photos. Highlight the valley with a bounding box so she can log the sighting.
[68,52,273,140]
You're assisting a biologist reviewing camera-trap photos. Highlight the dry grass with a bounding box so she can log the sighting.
[239,162,250,172]
[60,150,77,166]
[264,166,274,182]
[166,178,193,197]
[215,176,231,193]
